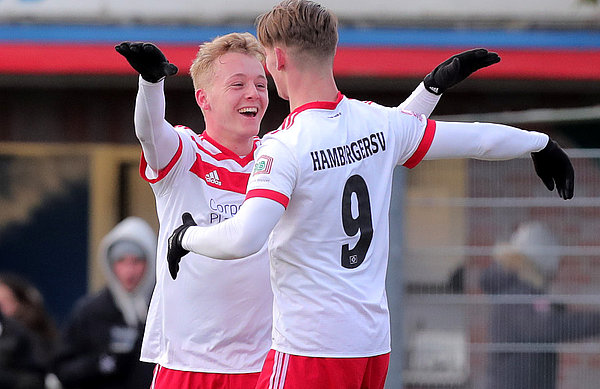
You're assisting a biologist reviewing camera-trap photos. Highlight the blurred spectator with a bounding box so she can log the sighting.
[0,309,46,389]
[53,217,156,389]
[447,264,465,293]
[480,221,600,389]
[0,272,59,374]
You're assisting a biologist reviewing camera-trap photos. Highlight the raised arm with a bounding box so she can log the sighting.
[115,42,180,171]
[400,48,500,117]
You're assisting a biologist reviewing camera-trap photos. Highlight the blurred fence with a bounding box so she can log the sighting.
[402,149,600,389]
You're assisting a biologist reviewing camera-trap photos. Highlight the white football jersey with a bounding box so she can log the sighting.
[140,126,272,372]
[246,93,435,357]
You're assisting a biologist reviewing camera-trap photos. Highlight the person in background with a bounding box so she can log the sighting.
[0,272,58,380]
[0,309,46,389]
[52,216,156,389]
[480,221,600,389]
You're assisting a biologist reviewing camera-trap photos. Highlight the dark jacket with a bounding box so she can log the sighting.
[480,263,600,389]
[53,217,157,389]
[0,311,45,389]
[53,288,154,389]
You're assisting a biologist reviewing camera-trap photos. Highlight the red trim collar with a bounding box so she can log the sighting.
[198,132,257,166]
[290,91,344,116]
[279,92,344,131]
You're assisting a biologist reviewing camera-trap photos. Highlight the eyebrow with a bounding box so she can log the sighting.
[226,73,268,82]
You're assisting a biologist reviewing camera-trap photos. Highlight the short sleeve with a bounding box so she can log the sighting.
[390,109,436,168]
[245,137,297,208]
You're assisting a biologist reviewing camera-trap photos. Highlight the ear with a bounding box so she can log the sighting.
[274,47,286,71]
[195,89,210,110]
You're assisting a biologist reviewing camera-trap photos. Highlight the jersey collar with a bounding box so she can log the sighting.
[199,132,257,166]
[290,91,344,115]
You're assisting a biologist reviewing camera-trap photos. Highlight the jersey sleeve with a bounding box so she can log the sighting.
[398,82,441,118]
[424,121,549,160]
[245,137,297,209]
[183,196,285,259]
[140,133,183,184]
[388,108,437,169]
[139,126,199,198]
[134,77,180,171]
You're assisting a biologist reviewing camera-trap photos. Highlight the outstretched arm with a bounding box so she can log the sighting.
[400,48,500,117]
[167,197,285,279]
[425,121,574,199]
[115,42,180,171]
[425,121,548,160]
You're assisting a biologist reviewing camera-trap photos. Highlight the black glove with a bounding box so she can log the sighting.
[167,212,197,280]
[423,48,500,95]
[531,139,574,200]
[115,41,178,83]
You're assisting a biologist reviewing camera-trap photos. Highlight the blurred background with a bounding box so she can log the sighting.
[0,0,599,388]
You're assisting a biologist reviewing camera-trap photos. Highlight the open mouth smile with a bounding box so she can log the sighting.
[238,107,259,118]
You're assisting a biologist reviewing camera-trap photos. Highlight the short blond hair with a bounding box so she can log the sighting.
[189,32,266,91]
[255,0,338,59]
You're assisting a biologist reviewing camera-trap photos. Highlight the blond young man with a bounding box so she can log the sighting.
[116,33,271,389]
[116,30,488,388]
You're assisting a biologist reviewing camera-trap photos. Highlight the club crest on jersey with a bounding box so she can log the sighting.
[253,155,273,175]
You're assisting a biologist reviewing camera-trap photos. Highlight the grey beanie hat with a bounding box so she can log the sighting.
[108,240,146,264]
[494,221,560,277]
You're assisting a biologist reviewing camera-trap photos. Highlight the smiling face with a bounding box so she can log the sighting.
[197,52,268,152]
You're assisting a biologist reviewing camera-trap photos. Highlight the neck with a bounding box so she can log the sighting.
[287,68,339,112]
[204,129,254,156]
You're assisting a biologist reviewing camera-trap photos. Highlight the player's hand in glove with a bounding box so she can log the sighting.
[531,139,574,200]
[115,41,178,83]
[167,212,197,280]
[423,48,500,95]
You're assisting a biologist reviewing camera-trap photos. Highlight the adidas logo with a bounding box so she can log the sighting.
[205,170,221,186]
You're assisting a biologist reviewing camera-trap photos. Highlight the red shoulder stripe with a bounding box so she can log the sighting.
[403,119,436,169]
[139,135,183,184]
[245,189,289,208]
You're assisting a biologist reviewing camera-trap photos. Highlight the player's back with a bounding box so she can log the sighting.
[253,94,432,357]
[270,96,399,273]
